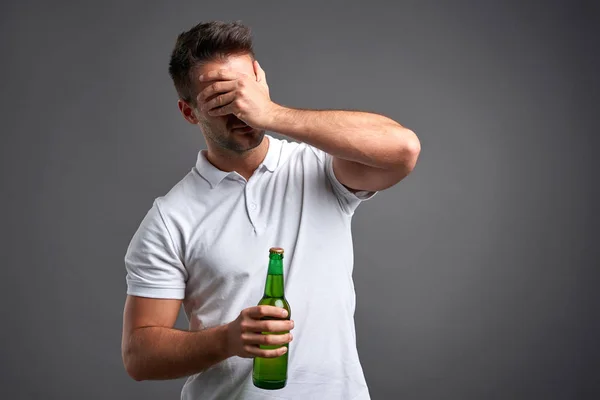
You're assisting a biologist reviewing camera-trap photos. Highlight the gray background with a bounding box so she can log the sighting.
[1,0,598,399]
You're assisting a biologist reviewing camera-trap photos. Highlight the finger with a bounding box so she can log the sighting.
[240,318,294,333]
[242,332,293,346]
[244,345,288,358]
[199,69,240,83]
[254,319,294,334]
[201,91,236,112]
[245,305,288,320]
[242,319,293,334]
[207,103,236,117]
[198,80,237,103]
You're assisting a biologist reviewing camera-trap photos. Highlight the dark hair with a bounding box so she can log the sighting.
[168,20,255,104]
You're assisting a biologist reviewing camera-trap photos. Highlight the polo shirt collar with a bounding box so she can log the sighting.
[259,134,281,172]
[195,134,281,188]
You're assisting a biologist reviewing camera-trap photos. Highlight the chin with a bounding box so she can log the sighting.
[226,129,265,153]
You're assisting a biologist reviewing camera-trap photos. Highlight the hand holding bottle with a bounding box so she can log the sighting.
[227,305,294,359]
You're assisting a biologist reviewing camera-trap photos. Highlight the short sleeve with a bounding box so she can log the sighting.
[124,199,187,299]
[309,145,377,214]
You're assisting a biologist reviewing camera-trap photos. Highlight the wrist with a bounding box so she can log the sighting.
[220,323,235,359]
[263,103,288,131]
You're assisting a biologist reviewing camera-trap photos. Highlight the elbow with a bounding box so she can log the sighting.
[122,344,147,382]
[405,131,421,161]
[124,357,146,382]
[395,129,421,172]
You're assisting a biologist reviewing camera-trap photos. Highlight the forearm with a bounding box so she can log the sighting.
[266,105,419,169]
[123,324,230,381]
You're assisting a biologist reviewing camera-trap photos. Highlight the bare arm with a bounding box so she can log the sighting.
[267,107,421,192]
[121,295,229,381]
[121,295,294,381]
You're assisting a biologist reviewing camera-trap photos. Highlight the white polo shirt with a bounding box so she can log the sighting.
[124,134,376,400]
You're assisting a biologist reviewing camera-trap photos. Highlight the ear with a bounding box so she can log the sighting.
[253,60,267,84]
[178,99,200,125]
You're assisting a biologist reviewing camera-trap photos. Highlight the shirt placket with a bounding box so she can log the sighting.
[244,173,263,234]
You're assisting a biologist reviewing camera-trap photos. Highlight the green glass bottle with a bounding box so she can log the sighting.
[252,247,291,390]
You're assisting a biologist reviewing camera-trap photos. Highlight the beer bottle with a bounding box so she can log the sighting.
[252,247,291,390]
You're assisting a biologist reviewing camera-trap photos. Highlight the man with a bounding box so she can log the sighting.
[121,20,420,400]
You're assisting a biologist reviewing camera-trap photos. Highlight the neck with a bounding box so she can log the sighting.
[264,255,284,298]
[205,135,270,181]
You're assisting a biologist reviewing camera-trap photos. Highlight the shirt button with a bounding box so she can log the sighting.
[250,203,257,210]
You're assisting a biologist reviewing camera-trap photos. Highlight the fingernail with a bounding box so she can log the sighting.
[199,74,204,81]
[291,320,294,328]
[282,310,288,317]
[282,347,288,354]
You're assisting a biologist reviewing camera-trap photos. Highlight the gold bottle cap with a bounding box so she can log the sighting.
[269,247,284,254]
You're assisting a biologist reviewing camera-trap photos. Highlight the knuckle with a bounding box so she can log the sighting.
[265,322,276,332]
[259,349,272,358]
[275,334,289,344]
[262,335,274,345]
[239,321,250,331]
